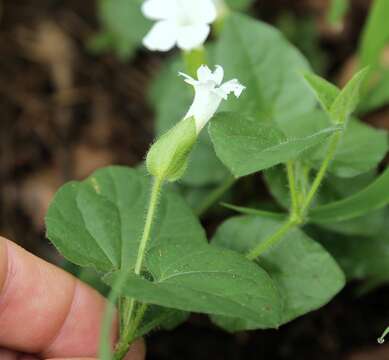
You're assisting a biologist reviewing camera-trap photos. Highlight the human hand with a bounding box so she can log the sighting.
[0,237,145,360]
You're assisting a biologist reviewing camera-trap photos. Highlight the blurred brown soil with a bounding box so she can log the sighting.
[0,1,389,359]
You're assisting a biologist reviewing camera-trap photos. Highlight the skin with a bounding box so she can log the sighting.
[0,236,145,360]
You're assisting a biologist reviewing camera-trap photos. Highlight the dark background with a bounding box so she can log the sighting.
[1,1,389,359]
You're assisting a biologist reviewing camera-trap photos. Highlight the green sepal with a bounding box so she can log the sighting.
[146,117,198,182]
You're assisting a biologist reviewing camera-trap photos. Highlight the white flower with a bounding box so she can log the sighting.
[179,65,245,133]
[141,0,217,52]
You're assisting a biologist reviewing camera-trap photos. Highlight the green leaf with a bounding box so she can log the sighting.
[209,112,338,177]
[329,67,370,124]
[303,72,340,112]
[225,0,254,10]
[360,70,389,113]
[315,208,387,237]
[105,239,282,327]
[135,306,189,338]
[313,171,387,236]
[280,110,388,178]
[265,166,387,237]
[211,216,345,331]
[45,166,206,272]
[216,13,316,122]
[359,0,389,69]
[310,167,389,223]
[95,0,150,60]
[303,68,369,124]
[324,120,387,177]
[315,219,389,282]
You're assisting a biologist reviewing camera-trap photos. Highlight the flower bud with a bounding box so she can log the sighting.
[146,117,197,182]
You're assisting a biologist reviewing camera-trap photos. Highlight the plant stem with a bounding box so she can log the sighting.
[286,160,300,216]
[300,132,341,215]
[114,177,163,360]
[246,129,344,262]
[134,177,163,275]
[195,176,236,216]
[113,304,149,360]
[246,217,297,260]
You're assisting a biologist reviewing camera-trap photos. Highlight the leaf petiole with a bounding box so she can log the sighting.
[300,131,342,215]
[286,160,301,218]
[195,175,236,216]
[246,217,298,260]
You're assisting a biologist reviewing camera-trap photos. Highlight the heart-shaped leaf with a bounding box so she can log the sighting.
[216,13,315,122]
[210,215,345,331]
[105,238,282,327]
[209,112,338,177]
[45,166,207,272]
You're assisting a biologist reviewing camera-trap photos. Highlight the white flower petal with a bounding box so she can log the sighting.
[143,21,178,51]
[176,24,210,51]
[181,65,245,134]
[213,65,224,86]
[191,0,218,24]
[196,65,213,83]
[141,0,176,20]
[185,85,223,133]
[218,79,246,98]
[178,71,199,86]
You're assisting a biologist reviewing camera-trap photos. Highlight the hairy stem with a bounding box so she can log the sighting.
[134,177,163,275]
[114,177,163,360]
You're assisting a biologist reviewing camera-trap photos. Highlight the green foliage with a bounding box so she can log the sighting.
[216,13,315,121]
[225,0,254,10]
[360,71,389,113]
[329,68,370,124]
[135,306,189,338]
[45,3,389,356]
[303,73,340,112]
[357,0,389,112]
[311,167,389,223]
[316,219,389,283]
[91,0,150,60]
[278,110,388,178]
[105,238,282,326]
[304,68,369,124]
[359,0,389,69]
[312,117,388,178]
[211,216,345,331]
[46,166,206,272]
[209,112,339,178]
